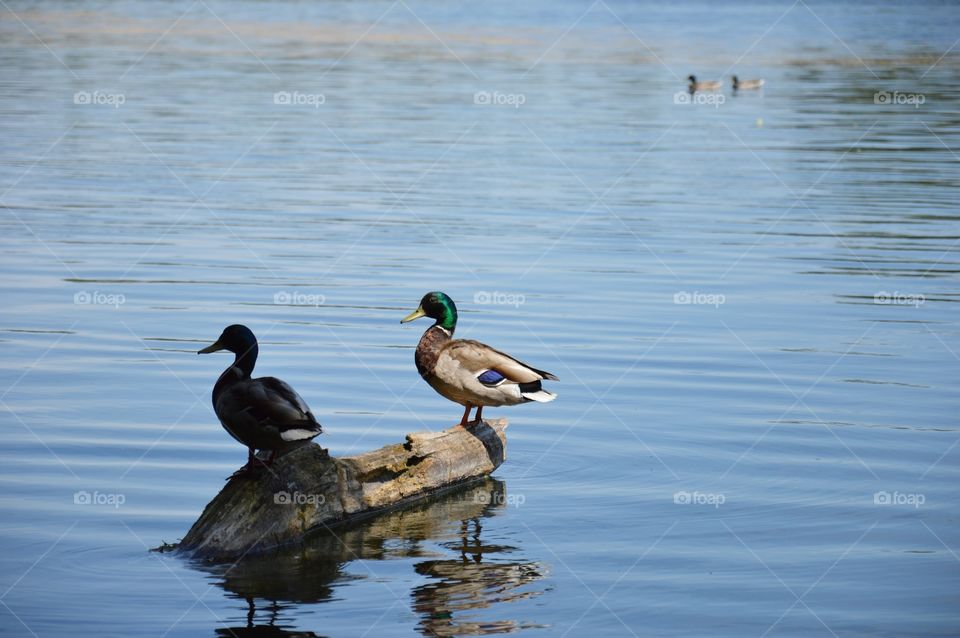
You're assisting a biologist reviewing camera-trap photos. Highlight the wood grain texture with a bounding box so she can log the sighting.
[176,419,507,561]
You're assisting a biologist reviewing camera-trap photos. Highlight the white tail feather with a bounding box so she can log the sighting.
[280,428,321,442]
[521,390,556,403]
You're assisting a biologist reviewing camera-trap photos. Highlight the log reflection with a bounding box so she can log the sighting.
[194,478,548,636]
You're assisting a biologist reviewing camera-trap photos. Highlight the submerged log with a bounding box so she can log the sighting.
[176,419,507,561]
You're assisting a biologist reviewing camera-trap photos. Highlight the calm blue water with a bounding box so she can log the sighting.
[1,1,959,636]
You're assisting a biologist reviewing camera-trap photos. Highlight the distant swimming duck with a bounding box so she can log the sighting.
[732,75,765,90]
[198,324,322,478]
[688,75,722,92]
[401,292,558,428]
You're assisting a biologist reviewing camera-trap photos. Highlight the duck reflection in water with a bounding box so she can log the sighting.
[215,598,321,638]
[414,517,547,636]
[198,479,548,637]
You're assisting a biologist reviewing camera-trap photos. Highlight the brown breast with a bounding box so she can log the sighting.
[415,326,451,379]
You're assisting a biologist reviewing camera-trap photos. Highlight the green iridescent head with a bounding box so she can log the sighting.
[401,291,458,331]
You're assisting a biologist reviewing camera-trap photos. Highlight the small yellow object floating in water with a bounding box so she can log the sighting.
[756,118,764,128]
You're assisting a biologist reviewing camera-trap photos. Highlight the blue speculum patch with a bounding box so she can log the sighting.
[477,370,505,385]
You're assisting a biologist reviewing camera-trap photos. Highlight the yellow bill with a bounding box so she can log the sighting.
[400,306,426,324]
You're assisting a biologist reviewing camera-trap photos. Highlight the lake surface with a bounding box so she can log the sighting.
[1,1,959,636]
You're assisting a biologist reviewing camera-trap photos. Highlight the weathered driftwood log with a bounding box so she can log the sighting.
[177,419,507,561]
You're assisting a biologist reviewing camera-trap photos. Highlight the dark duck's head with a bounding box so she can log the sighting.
[198,324,259,377]
[401,291,458,333]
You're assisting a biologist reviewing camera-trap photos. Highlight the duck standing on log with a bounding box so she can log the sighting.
[198,324,323,479]
[401,292,558,427]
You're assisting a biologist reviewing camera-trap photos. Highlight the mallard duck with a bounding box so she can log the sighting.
[732,75,765,90]
[400,292,558,427]
[688,75,722,92]
[198,324,322,478]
